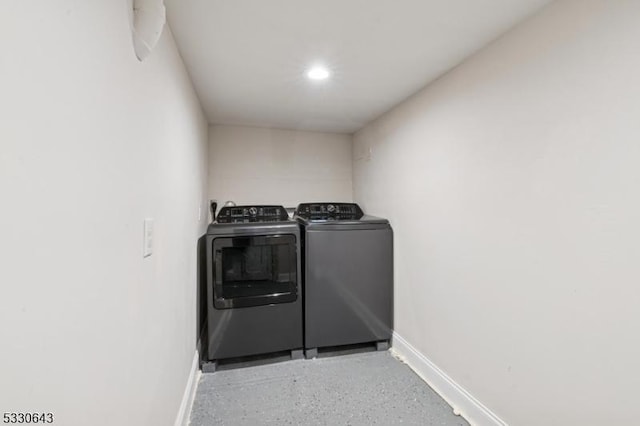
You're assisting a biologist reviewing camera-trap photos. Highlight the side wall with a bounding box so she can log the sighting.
[208,125,352,209]
[353,0,640,424]
[0,2,208,425]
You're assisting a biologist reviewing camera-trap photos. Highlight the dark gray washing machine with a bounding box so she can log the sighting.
[295,203,393,358]
[203,205,303,371]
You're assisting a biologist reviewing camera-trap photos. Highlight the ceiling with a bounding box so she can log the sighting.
[165,0,552,134]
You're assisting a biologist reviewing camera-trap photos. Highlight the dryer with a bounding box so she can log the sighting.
[203,205,303,371]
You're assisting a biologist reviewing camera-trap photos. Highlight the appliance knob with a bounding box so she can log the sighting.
[327,204,336,213]
[249,207,258,216]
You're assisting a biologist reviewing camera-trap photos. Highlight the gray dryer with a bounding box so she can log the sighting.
[203,205,303,371]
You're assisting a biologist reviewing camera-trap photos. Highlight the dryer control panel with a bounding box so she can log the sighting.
[295,203,364,221]
[216,205,289,223]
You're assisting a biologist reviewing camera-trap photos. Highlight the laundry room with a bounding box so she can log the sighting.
[2,1,640,426]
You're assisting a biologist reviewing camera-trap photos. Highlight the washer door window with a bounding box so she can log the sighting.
[213,235,297,309]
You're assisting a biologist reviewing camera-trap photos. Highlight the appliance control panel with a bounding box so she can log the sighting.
[216,205,289,223]
[295,203,364,221]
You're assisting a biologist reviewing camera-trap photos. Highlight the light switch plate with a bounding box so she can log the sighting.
[143,218,154,258]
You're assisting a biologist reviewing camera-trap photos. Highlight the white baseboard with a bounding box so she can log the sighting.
[174,350,201,426]
[391,332,507,426]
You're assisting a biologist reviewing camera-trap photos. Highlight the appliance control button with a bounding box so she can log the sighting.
[249,207,258,216]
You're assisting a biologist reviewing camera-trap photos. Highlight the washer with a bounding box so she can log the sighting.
[203,205,303,371]
[295,202,393,357]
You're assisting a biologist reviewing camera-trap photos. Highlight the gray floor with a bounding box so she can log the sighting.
[190,351,470,426]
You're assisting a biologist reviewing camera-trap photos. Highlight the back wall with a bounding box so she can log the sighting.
[208,125,352,211]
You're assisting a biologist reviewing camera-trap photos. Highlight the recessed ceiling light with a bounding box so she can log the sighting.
[307,66,330,81]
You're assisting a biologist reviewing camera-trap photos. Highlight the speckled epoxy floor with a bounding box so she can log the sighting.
[189,351,469,426]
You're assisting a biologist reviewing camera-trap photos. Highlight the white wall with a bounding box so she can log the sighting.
[0,2,208,426]
[208,125,352,209]
[353,0,640,425]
